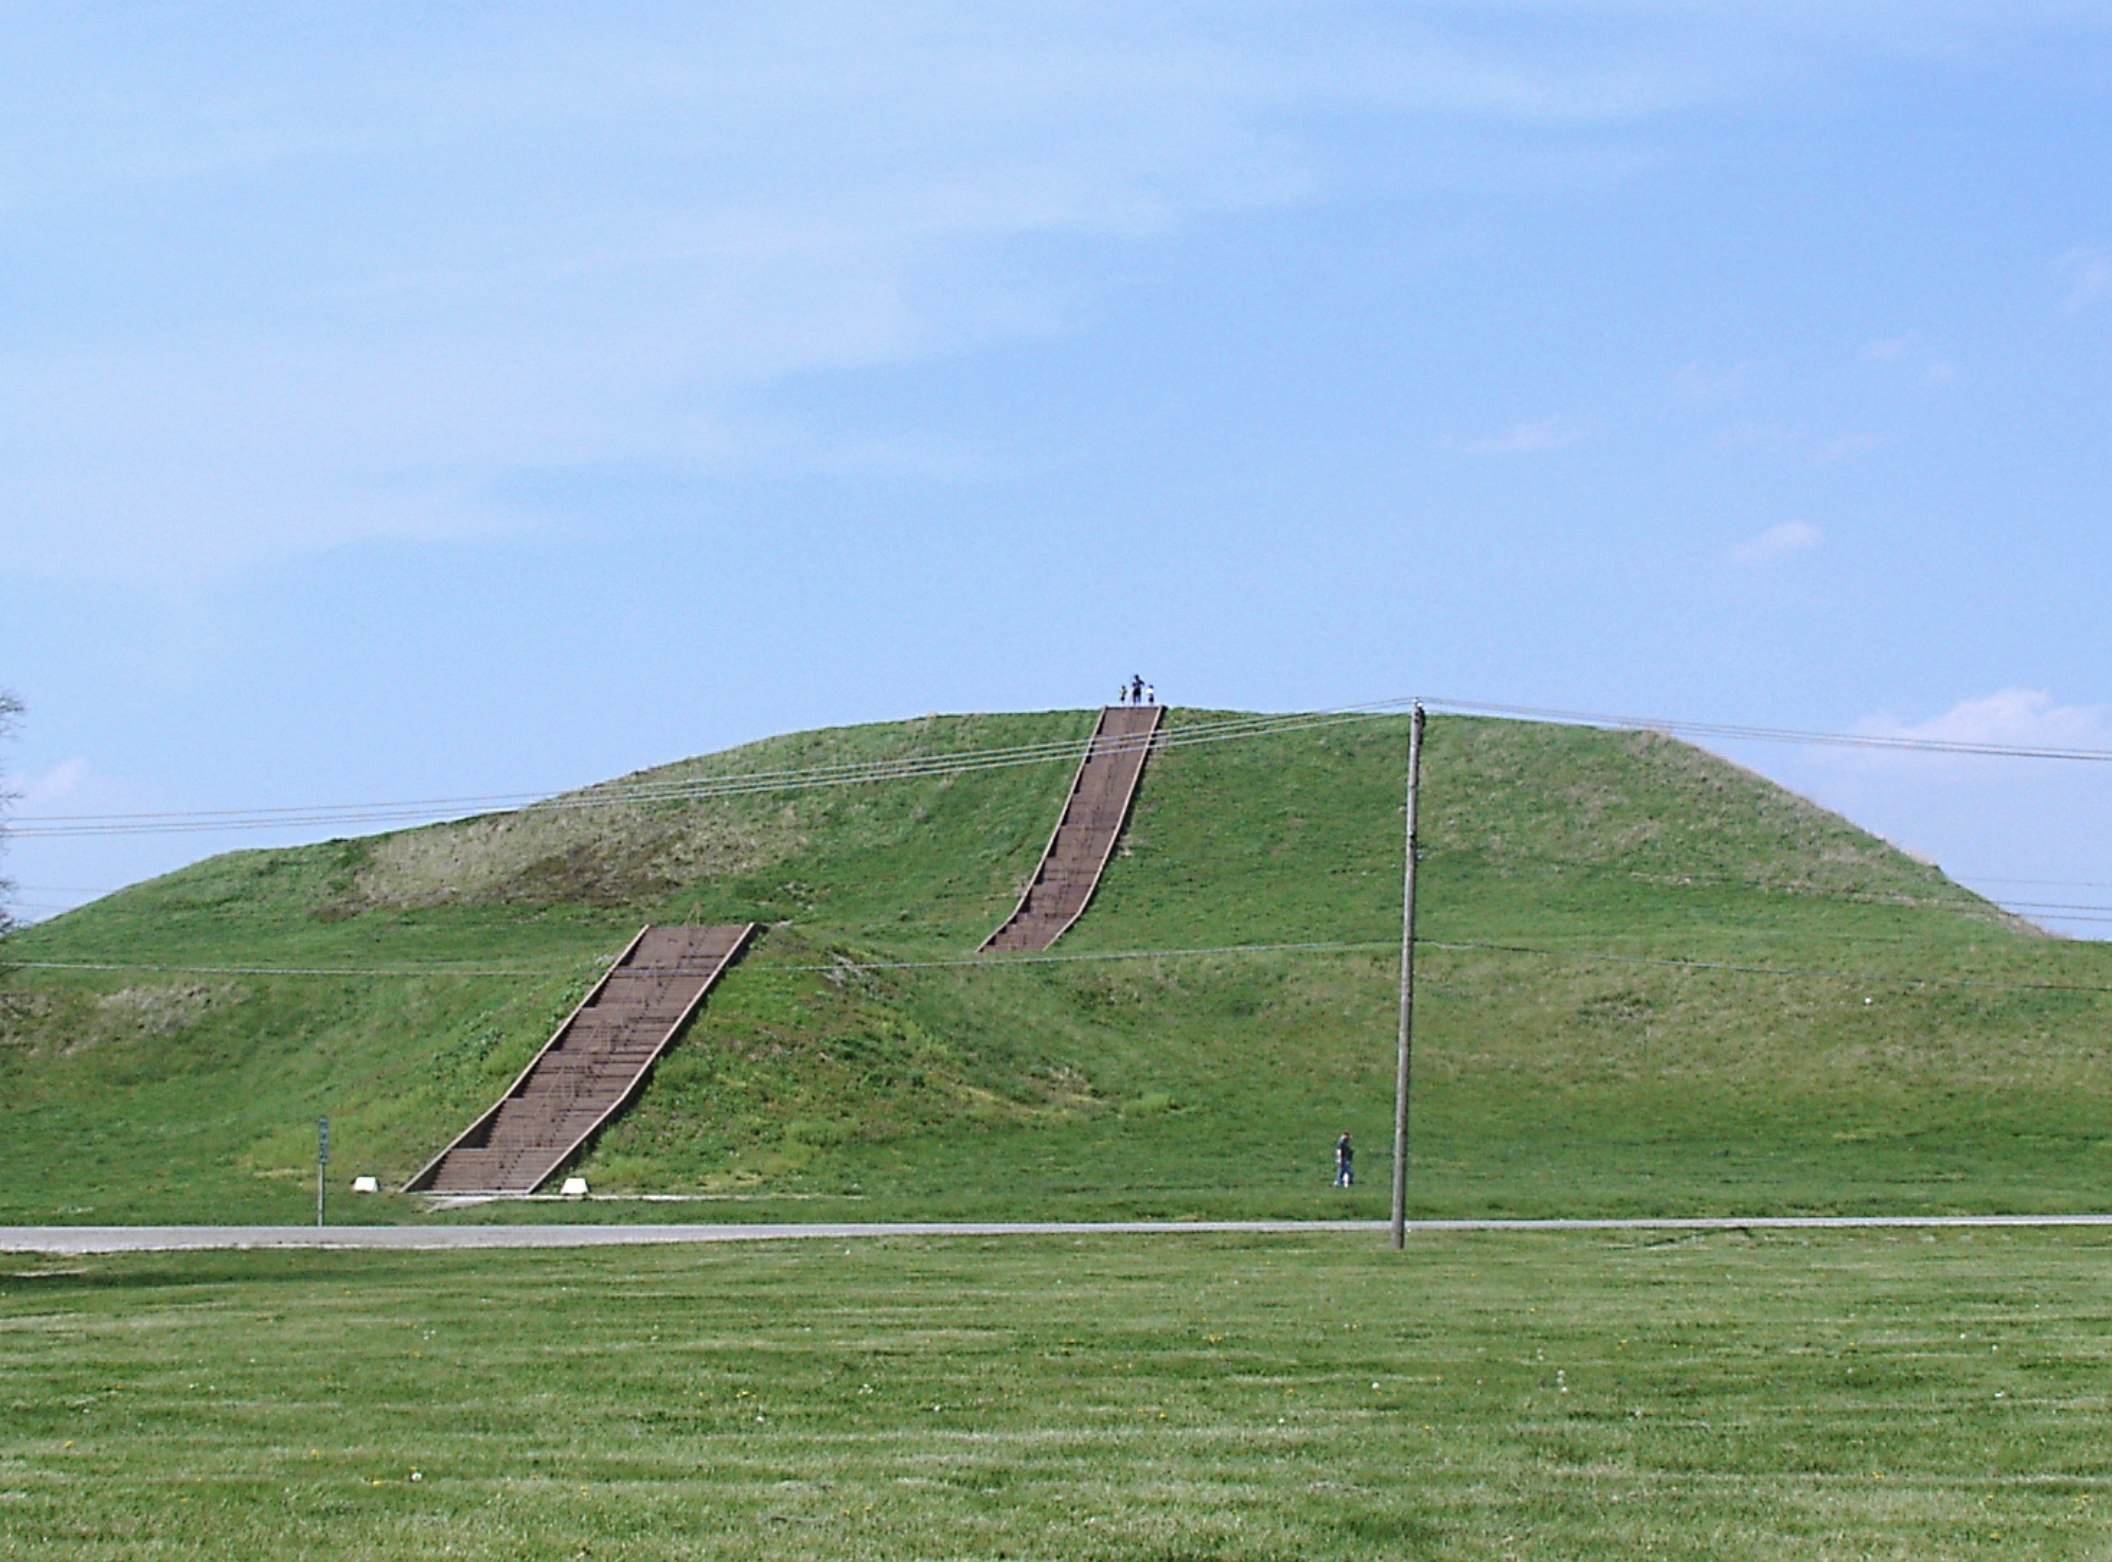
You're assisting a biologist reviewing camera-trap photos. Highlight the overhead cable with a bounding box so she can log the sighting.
[1410,696,2112,763]
[3,939,1391,980]
[13,935,2112,996]
[1417,938,2112,995]
[10,691,2111,843]
[5,707,1355,839]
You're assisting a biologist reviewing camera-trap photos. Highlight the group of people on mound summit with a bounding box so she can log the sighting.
[1117,674,1157,707]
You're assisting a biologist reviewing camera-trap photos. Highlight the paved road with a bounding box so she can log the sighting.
[8,1215,2112,1254]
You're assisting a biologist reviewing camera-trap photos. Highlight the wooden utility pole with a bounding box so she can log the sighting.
[1391,704,1425,1250]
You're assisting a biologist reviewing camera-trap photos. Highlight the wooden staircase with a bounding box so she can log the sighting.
[405,923,754,1194]
[980,704,1162,953]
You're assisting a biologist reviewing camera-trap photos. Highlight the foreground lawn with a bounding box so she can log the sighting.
[3,1231,2108,1558]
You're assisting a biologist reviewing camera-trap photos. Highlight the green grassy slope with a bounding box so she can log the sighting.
[4,710,2110,1224]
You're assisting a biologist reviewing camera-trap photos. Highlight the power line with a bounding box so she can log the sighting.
[10,840,2079,931]
[10,840,2084,948]
[3,959,575,978]
[1957,876,2112,890]
[1420,852,2002,909]
[13,693,2111,843]
[3,940,1392,980]
[3,708,1359,839]
[12,875,2044,934]
[12,935,2112,996]
[1413,696,2112,764]
[3,707,1294,825]
[1419,938,2112,996]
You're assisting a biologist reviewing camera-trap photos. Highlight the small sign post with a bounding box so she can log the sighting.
[316,1116,330,1228]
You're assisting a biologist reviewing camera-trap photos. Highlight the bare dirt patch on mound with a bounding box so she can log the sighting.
[325,802,802,911]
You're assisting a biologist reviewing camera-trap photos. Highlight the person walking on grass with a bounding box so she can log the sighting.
[1334,1132,1354,1188]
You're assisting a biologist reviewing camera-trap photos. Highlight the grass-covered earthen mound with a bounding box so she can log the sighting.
[3,710,2106,1225]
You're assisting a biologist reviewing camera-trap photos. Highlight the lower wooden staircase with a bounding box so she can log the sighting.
[405,923,754,1194]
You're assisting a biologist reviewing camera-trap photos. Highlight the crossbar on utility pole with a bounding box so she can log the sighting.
[1391,703,1425,1250]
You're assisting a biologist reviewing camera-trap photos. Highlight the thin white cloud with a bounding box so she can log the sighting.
[1673,359,1757,399]
[1814,432,1884,462]
[1862,689,2112,751]
[1727,519,1820,565]
[1858,333,1959,386]
[2060,246,2111,310]
[1454,416,1584,455]
[1712,426,1882,462]
[1710,421,1800,454]
[20,757,94,810]
[1832,691,2112,788]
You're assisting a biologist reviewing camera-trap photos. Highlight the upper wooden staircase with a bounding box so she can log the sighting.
[980,704,1162,953]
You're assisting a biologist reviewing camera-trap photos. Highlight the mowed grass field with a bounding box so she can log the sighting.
[8,709,2112,1225]
[4,1230,2110,1560]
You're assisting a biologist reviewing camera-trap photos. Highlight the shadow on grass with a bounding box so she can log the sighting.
[0,1249,479,1294]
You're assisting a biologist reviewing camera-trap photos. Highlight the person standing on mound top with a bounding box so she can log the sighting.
[1334,1132,1354,1188]
[1144,683,1155,706]
[1131,673,1145,705]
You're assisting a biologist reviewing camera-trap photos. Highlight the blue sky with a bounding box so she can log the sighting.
[4,2,2112,931]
